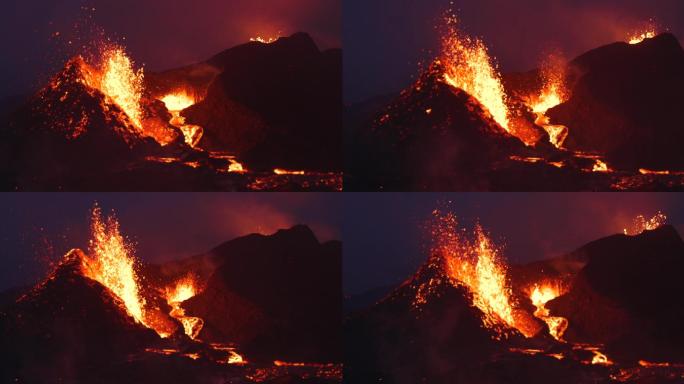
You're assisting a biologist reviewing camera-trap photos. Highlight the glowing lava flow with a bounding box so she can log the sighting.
[440,16,511,137]
[528,54,569,148]
[432,211,529,338]
[623,212,667,235]
[529,283,569,341]
[165,276,204,339]
[159,91,204,147]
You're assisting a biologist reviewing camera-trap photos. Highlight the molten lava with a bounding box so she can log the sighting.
[81,205,167,334]
[165,275,204,339]
[250,36,279,44]
[529,283,568,341]
[432,211,527,338]
[528,54,569,148]
[273,168,306,175]
[623,212,667,235]
[440,16,512,138]
[159,91,204,147]
[628,30,656,44]
[592,159,611,173]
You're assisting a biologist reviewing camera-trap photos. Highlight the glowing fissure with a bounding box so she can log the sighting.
[160,91,204,147]
[529,283,569,341]
[432,210,525,338]
[440,16,511,135]
[165,276,205,339]
[528,54,569,148]
[628,30,656,45]
[623,212,667,235]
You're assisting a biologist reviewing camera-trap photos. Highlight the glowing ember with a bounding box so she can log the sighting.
[273,168,306,175]
[209,343,247,365]
[591,350,614,365]
[432,210,525,338]
[628,30,656,44]
[229,161,247,173]
[592,159,611,172]
[623,212,667,235]
[165,275,204,339]
[529,283,568,341]
[440,15,511,136]
[528,53,569,148]
[159,91,204,147]
[99,47,145,129]
[250,36,279,44]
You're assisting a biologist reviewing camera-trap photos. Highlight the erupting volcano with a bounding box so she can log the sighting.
[2,30,342,191]
[345,206,684,383]
[346,8,684,191]
[0,203,342,383]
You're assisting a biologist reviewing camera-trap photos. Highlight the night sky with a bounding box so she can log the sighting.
[1,0,340,98]
[343,0,684,103]
[344,193,684,294]
[0,193,342,290]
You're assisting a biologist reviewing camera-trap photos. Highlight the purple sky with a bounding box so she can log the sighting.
[0,193,342,290]
[344,0,684,102]
[1,0,340,97]
[344,193,684,294]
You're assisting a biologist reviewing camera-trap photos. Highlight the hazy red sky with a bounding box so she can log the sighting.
[1,0,340,97]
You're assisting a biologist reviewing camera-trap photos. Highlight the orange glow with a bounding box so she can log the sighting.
[528,54,569,148]
[591,350,614,365]
[159,91,204,147]
[592,159,611,173]
[81,206,146,323]
[99,47,145,129]
[440,16,511,137]
[250,36,279,44]
[165,276,204,339]
[638,360,672,367]
[433,211,529,338]
[628,30,656,44]
[623,212,667,235]
[209,343,248,365]
[529,283,568,341]
[273,168,305,175]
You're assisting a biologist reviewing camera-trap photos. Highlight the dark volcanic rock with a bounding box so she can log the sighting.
[0,249,158,382]
[181,33,342,171]
[547,225,684,362]
[548,33,684,170]
[344,255,500,383]
[183,225,342,362]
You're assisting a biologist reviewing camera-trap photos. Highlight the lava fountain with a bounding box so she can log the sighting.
[623,212,667,235]
[440,16,512,139]
[81,205,149,328]
[432,210,533,338]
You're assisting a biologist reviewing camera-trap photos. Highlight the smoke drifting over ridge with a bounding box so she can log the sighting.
[343,0,684,102]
